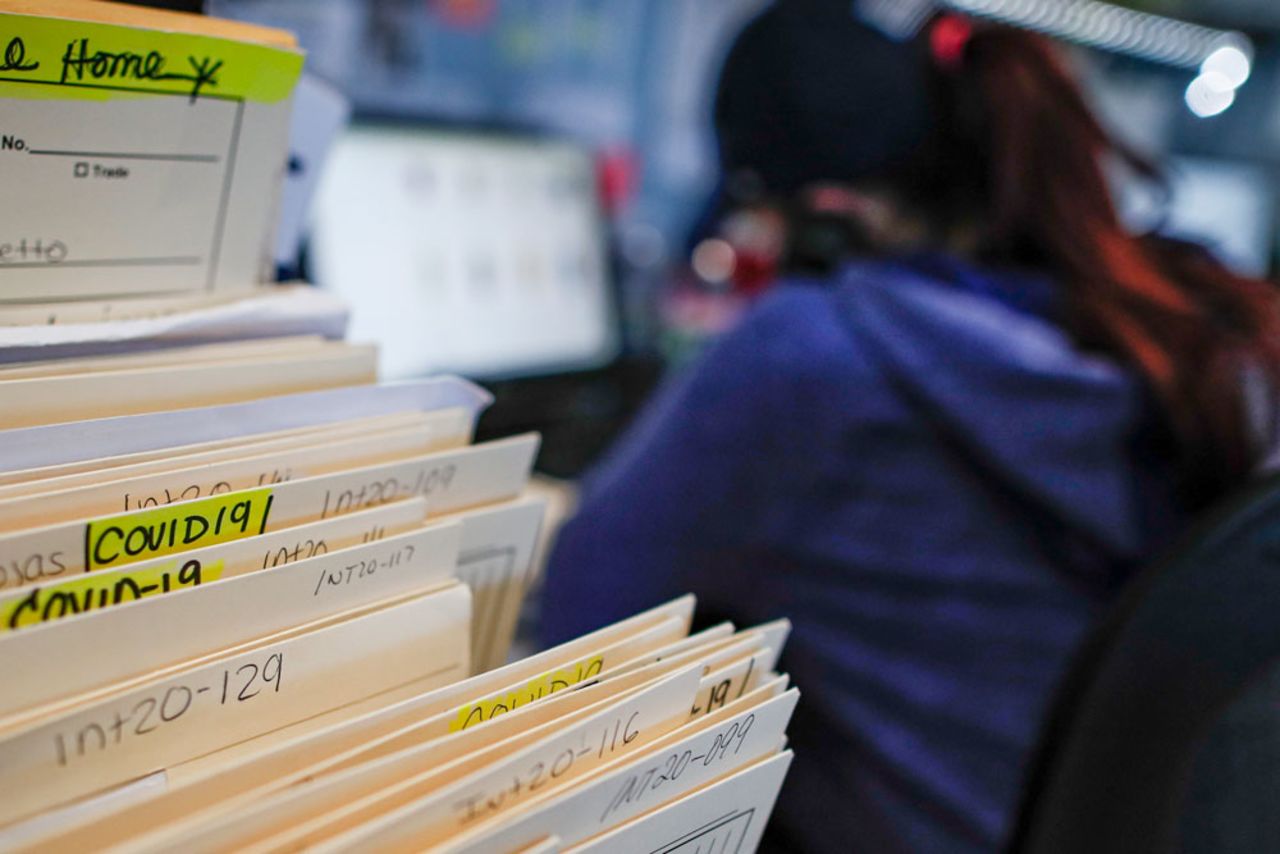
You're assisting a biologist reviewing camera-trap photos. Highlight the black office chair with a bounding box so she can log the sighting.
[1007,473,1280,854]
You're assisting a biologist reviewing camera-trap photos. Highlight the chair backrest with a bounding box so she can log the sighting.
[1007,474,1280,854]
[1178,661,1280,851]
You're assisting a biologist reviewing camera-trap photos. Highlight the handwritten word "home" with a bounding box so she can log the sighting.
[59,38,223,99]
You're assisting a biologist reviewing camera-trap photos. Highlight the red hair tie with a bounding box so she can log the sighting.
[930,13,974,71]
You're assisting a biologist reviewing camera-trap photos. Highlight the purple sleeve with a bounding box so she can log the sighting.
[537,292,818,647]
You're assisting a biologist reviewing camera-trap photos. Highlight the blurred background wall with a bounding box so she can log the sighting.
[208,0,1280,473]
[214,0,1279,276]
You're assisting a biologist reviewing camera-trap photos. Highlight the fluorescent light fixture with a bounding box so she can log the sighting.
[856,0,1255,117]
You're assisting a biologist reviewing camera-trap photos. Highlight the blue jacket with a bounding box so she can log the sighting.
[538,258,1185,852]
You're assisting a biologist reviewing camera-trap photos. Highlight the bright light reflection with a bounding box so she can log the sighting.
[692,239,736,285]
[1201,45,1252,88]
[1185,71,1236,118]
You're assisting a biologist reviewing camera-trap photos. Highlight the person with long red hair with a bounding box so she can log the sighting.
[539,2,1280,851]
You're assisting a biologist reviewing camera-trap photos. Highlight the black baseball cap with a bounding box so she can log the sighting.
[713,0,936,196]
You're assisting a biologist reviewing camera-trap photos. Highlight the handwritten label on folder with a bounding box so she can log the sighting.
[0,16,301,103]
[0,11,303,300]
[450,656,605,732]
[1,558,224,631]
[85,488,273,571]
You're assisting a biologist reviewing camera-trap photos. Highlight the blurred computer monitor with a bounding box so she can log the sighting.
[308,122,619,380]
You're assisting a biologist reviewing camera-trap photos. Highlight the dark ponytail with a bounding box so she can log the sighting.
[916,19,1280,503]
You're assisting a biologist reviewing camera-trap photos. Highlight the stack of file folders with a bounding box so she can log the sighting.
[0,1,799,849]
[0,331,799,854]
[0,314,799,853]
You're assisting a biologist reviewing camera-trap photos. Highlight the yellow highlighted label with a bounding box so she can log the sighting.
[85,488,273,571]
[0,557,224,631]
[450,655,605,732]
[0,12,303,103]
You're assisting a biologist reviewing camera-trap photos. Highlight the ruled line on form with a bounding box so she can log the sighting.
[0,257,203,270]
[27,149,221,163]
